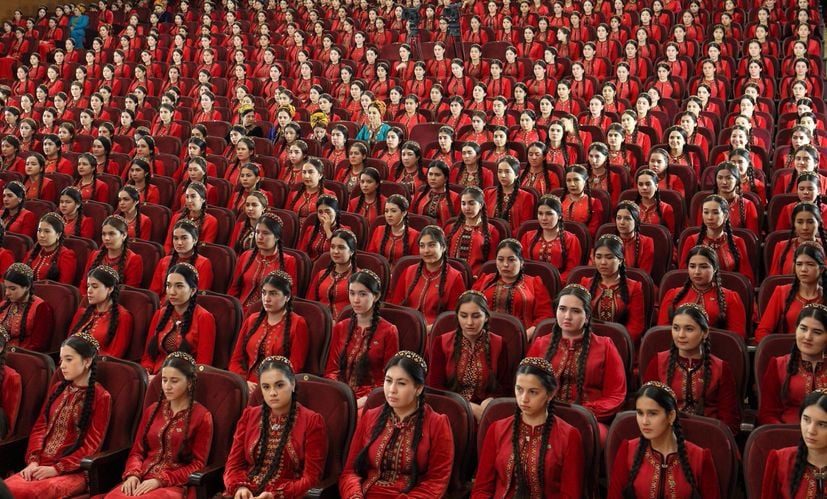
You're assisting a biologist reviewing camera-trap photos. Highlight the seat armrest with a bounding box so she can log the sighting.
[80,447,131,494]
[187,464,225,499]
[0,436,29,475]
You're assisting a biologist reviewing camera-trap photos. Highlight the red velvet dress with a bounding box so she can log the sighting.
[227,250,297,312]
[447,223,500,277]
[223,404,327,498]
[24,176,56,201]
[296,223,352,261]
[755,284,822,342]
[769,238,820,276]
[5,383,111,499]
[518,230,583,282]
[412,189,461,227]
[608,439,720,499]
[678,233,755,284]
[580,276,646,344]
[339,405,454,498]
[389,264,466,325]
[620,234,655,274]
[644,352,740,434]
[140,305,216,374]
[483,188,535,231]
[77,179,110,203]
[3,208,37,237]
[0,297,53,351]
[105,401,211,499]
[657,286,747,339]
[450,167,494,189]
[762,446,827,498]
[638,201,676,236]
[163,212,218,253]
[229,312,310,380]
[307,267,353,319]
[0,248,12,277]
[62,215,94,240]
[428,331,509,403]
[526,334,626,422]
[323,317,399,398]
[68,305,133,359]
[473,274,553,330]
[366,226,420,265]
[81,250,143,289]
[562,195,604,237]
[26,246,77,284]
[472,415,584,499]
[1,365,21,437]
[150,255,214,298]
[758,354,827,425]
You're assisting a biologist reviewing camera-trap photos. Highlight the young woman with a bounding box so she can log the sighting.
[229,192,268,256]
[69,265,132,358]
[759,304,827,425]
[22,153,55,202]
[42,134,73,175]
[339,351,453,497]
[392,141,428,194]
[561,165,604,237]
[761,390,827,497]
[115,186,152,240]
[367,194,420,265]
[769,203,827,276]
[411,161,460,227]
[633,168,676,235]
[106,352,213,498]
[347,167,385,224]
[644,303,740,434]
[4,334,111,499]
[285,158,335,224]
[519,195,583,282]
[126,159,161,205]
[450,142,494,189]
[229,271,309,388]
[774,145,827,197]
[307,229,358,319]
[659,245,748,339]
[141,263,216,375]
[521,142,560,195]
[150,220,214,298]
[612,201,655,274]
[447,187,501,277]
[25,212,77,284]
[527,284,626,439]
[484,156,536,231]
[679,195,755,284]
[297,195,350,261]
[472,357,584,497]
[581,235,646,344]
[223,356,327,497]
[324,270,399,406]
[164,182,219,253]
[227,164,268,213]
[0,263,53,351]
[429,291,509,420]
[776,172,827,231]
[709,162,761,234]
[608,382,720,498]
[389,226,466,327]
[756,243,827,342]
[82,216,143,289]
[73,153,109,203]
[585,142,624,205]
[474,240,553,340]
[229,214,296,313]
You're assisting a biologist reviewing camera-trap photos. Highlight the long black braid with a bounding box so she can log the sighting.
[787,145,820,193]
[312,229,357,306]
[493,156,521,224]
[455,142,482,186]
[512,360,557,496]
[589,235,630,324]
[670,246,727,329]
[547,120,570,166]
[529,195,569,272]
[336,271,383,386]
[394,141,427,187]
[448,187,491,260]
[76,153,99,200]
[379,194,411,260]
[447,291,497,395]
[289,158,326,211]
[27,212,66,281]
[543,285,593,404]
[240,272,294,374]
[234,191,269,255]
[127,158,153,201]
[92,216,130,282]
[728,148,759,196]
[145,263,200,362]
[403,226,449,314]
[777,203,827,276]
[233,213,286,293]
[71,266,122,347]
[352,167,382,220]
[698,195,741,272]
[666,304,712,414]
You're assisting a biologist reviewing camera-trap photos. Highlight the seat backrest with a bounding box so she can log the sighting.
[119,286,160,362]
[282,247,312,297]
[94,356,147,450]
[763,230,793,273]
[196,291,242,370]
[639,326,750,400]
[595,222,673,284]
[148,175,176,208]
[197,242,236,294]
[754,335,796,409]
[606,411,736,498]
[32,280,77,351]
[311,251,391,300]
[205,205,234,245]
[5,347,54,437]
[81,200,113,241]
[757,275,795,317]
[743,425,800,499]
[145,365,247,465]
[64,236,97,287]
[24,199,56,222]
[338,302,427,355]
[2,232,33,261]
[338,211,368,249]
[293,298,332,375]
[139,203,172,244]
[128,239,163,288]
[269,208,300,248]
[477,398,600,497]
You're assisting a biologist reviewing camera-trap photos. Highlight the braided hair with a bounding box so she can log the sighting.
[92,136,112,175]
[141,353,198,463]
[788,144,820,193]
[145,263,200,362]
[790,391,827,497]
[590,235,630,323]
[403,226,450,314]
[624,383,701,499]
[117,185,144,240]
[546,120,571,167]
[240,272,295,374]
[448,291,497,395]
[698,195,741,272]
[234,191,269,255]
[75,153,99,199]
[127,158,153,201]
[529,195,569,272]
[633,168,664,222]
[394,141,427,187]
[379,194,412,260]
[413,160,454,219]
[778,203,827,274]
[288,157,326,211]
[59,187,86,237]
[521,141,555,194]
[543,284,593,404]
[336,270,384,386]
[234,213,286,292]
[587,141,613,199]
[795,172,823,213]
[91,215,130,282]
[43,334,99,456]
[0,330,9,438]
[614,201,642,268]
[71,265,122,347]
[493,156,521,224]
[447,187,492,260]
[352,166,382,220]
[711,162,747,227]
[354,353,428,493]
[455,141,481,184]
[167,219,201,280]
[483,239,526,315]
[782,305,827,400]
[728,148,759,195]
[564,165,593,227]
[778,244,827,334]
[248,356,299,494]
[512,360,557,496]
[23,152,46,199]
[0,264,35,344]
[313,228,358,306]
[670,246,727,329]
[180,181,209,231]
[667,304,713,414]
[27,212,66,281]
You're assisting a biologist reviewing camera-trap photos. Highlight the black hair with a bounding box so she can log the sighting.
[239,272,294,373]
[145,263,200,362]
[336,270,383,386]
[402,226,450,314]
[667,304,712,414]
[670,246,727,328]
[71,266,122,347]
[543,285,592,404]
[141,354,198,463]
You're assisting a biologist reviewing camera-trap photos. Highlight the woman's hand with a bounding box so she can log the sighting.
[121,476,141,495]
[133,478,162,495]
[31,466,58,480]
[19,462,38,481]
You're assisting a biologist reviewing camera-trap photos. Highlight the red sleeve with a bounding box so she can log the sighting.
[625,281,646,344]
[607,439,631,499]
[54,386,111,473]
[339,407,374,498]
[698,449,720,499]
[278,410,328,497]
[122,404,157,478]
[735,237,754,285]
[757,356,785,425]
[323,321,346,381]
[717,360,741,434]
[402,412,454,498]
[755,287,785,342]
[228,315,253,377]
[560,422,584,499]
[196,257,213,292]
[194,308,216,366]
[657,289,676,326]
[443,270,466,317]
[149,257,168,296]
[584,338,626,421]
[2,366,21,436]
[158,407,213,487]
[426,336,449,391]
[724,290,748,339]
[41,180,56,202]
[57,248,77,285]
[227,251,249,298]
[470,418,501,497]
[26,300,53,352]
[530,276,553,327]
[0,249,14,276]
[222,406,256,494]
[643,355,661,383]
[81,216,95,239]
[140,311,163,372]
[200,216,218,244]
[760,450,783,499]
[95,181,109,203]
[140,216,152,241]
[678,234,698,267]
[290,315,310,374]
[636,237,655,274]
[124,252,143,287]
